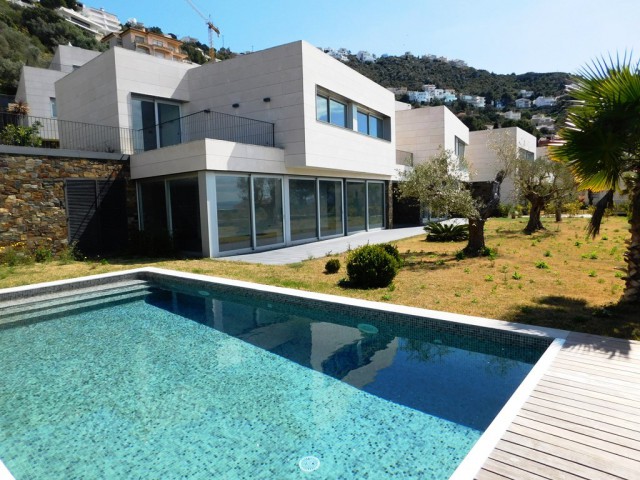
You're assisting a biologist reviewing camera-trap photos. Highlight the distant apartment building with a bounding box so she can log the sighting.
[533,96,557,107]
[515,98,532,108]
[57,5,121,38]
[102,27,189,62]
[531,114,554,126]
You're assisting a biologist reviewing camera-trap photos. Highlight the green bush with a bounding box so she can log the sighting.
[424,222,469,242]
[379,243,402,266]
[33,245,52,263]
[1,122,42,147]
[324,258,341,274]
[496,203,512,218]
[346,244,399,288]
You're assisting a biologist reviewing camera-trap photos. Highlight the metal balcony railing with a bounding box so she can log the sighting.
[0,109,275,155]
[138,109,275,152]
[0,112,138,154]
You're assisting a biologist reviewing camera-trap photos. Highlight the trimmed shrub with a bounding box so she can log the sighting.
[424,222,469,242]
[346,244,399,288]
[379,243,402,266]
[325,258,341,274]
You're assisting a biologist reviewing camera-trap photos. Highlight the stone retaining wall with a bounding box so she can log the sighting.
[0,151,136,253]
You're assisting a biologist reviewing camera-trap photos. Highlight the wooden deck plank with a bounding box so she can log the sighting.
[533,384,640,416]
[559,349,640,367]
[543,368,640,395]
[475,332,640,480]
[526,394,640,432]
[507,422,640,475]
[518,408,640,454]
[495,439,621,480]
[551,357,640,381]
[477,457,549,480]
[488,448,586,480]
[520,401,640,442]
[537,377,640,407]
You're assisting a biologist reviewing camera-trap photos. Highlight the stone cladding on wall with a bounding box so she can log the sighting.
[0,151,136,253]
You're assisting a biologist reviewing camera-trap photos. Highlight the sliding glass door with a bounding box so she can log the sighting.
[132,96,181,151]
[288,179,317,242]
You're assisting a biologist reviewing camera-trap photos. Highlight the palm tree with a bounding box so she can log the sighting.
[550,55,640,303]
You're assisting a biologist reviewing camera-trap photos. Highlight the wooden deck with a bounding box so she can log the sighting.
[475,332,640,480]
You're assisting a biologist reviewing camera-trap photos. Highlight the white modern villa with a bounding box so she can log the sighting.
[10,38,538,258]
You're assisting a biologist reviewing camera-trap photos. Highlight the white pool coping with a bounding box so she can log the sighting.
[0,267,571,480]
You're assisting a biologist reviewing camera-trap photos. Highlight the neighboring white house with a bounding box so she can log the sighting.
[515,98,532,108]
[460,95,486,108]
[395,105,469,179]
[519,89,534,98]
[533,96,557,107]
[502,111,522,121]
[356,51,376,62]
[15,45,101,122]
[55,41,396,257]
[465,127,537,203]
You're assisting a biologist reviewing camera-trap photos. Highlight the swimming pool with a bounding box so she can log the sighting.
[0,269,561,479]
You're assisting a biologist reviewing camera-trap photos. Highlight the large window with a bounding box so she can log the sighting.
[317,87,389,140]
[316,94,346,127]
[216,175,252,252]
[357,110,383,139]
[319,180,343,237]
[289,179,317,242]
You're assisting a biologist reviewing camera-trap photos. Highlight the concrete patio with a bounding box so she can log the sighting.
[222,226,425,265]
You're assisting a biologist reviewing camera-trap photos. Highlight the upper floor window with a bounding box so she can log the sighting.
[316,94,347,128]
[518,148,534,161]
[50,98,57,118]
[153,39,164,47]
[454,136,466,158]
[357,110,383,139]
[134,35,145,43]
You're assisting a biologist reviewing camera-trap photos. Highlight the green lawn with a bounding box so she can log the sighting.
[1,216,638,340]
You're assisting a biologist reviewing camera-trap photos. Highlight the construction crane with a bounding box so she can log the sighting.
[184,0,220,60]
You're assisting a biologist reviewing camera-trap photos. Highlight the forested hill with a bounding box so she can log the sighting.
[346,53,571,105]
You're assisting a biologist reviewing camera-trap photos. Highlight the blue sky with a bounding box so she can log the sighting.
[94,0,638,74]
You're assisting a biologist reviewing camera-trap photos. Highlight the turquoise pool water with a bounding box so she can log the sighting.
[0,281,548,479]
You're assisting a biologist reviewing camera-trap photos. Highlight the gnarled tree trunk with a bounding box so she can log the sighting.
[463,174,503,257]
[524,195,546,234]
[465,217,486,255]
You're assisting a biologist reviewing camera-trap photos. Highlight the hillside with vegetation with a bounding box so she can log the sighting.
[1,0,571,134]
[346,52,572,133]
[0,0,232,96]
